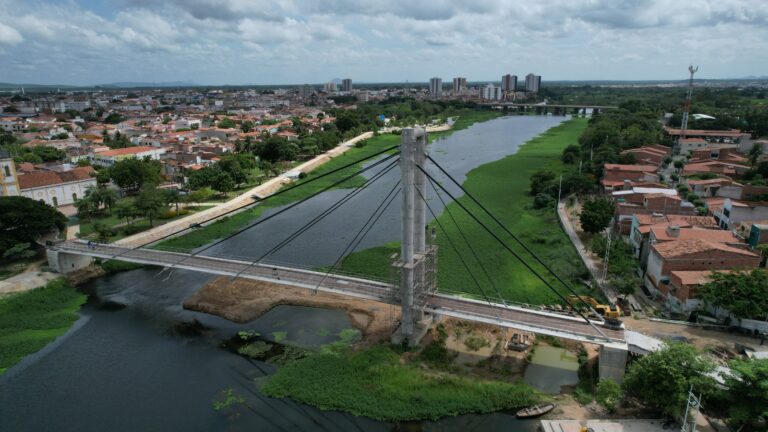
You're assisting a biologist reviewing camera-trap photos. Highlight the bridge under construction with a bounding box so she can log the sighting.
[48,126,630,382]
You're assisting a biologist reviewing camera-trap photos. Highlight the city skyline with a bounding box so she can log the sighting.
[0,0,767,86]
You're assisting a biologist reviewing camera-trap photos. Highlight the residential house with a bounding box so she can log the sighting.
[667,271,725,313]
[601,164,659,192]
[644,238,759,300]
[620,145,671,166]
[613,187,696,234]
[711,198,768,230]
[682,160,749,179]
[91,146,166,167]
[630,215,721,269]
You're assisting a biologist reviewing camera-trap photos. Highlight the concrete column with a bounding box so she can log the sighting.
[46,249,93,274]
[599,342,629,384]
[399,128,417,340]
[414,128,427,254]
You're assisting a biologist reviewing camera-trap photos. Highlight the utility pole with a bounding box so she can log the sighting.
[681,384,702,432]
[676,65,699,155]
[602,218,614,281]
[557,173,563,204]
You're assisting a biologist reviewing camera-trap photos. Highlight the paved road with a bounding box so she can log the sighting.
[53,241,625,343]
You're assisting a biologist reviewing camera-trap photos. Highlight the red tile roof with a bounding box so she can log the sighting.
[17,166,94,189]
[98,146,158,157]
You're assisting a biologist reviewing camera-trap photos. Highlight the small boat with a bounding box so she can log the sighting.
[515,403,555,419]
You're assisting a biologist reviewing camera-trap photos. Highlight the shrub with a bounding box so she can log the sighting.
[596,379,622,412]
[533,193,555,209]
[464,336,490,351]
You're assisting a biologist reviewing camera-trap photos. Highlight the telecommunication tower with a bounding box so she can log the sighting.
[675,65,698,154]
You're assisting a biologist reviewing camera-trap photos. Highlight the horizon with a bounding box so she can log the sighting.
[0,0,766,86]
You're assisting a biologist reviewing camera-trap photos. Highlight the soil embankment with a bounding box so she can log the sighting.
[184,276,399,342]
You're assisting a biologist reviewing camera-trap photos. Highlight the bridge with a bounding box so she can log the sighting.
[47,127,629,382]
[478,102,619,112]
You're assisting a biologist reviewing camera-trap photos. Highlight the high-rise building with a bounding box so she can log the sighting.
[342,78,352,92]
[501,74,517,93]
[429,77,443,97]
[324,81,337,92]
[452,77,467,94]
[524,73,542,92]
[481,83,502,100]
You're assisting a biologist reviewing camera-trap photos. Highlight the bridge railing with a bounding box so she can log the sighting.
[436,287,581,318]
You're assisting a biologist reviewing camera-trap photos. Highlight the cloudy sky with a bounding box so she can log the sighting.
[0,0,766,85]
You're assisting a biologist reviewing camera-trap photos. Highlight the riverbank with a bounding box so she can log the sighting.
[0,278,87,374]
[152,109,502,253]
[338,117,592,304]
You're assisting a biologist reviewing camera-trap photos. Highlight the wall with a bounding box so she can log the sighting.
[20,178,97,207]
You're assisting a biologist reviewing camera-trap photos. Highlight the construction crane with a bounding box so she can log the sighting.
[676,65,699,154]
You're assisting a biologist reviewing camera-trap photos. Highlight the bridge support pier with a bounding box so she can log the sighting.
[46,249,93,274]
[598,342,629,384]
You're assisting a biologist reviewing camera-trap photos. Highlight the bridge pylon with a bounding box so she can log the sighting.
[392,127,438,346]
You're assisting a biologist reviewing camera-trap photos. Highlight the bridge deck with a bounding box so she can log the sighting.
[53,241,624,343]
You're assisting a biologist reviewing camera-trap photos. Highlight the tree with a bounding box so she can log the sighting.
[561,144,581,164]
[596,379,622,413]
[217,118,236,129]
[0,196,67,253]
[2,242,36,261]
[699,269,768,319]
[188,187,214,203]
[623,343,715,418]
[75,196,97,221]
[115,198,138,226]
[579,198,615,234]
[104,113,124,124]
[529,170,556,195]
[748,143,763,167]
[110,158,162,191]
[721,359,768,429]
[32,146,66,162]
[134,186,166,227]
[241,120,254,133]
[210,169,235,197]
[90,220,114,241]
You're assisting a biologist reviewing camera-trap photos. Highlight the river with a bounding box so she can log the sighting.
[0,115,568,432]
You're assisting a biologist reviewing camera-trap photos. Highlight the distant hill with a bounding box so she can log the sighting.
[98,81,197,88]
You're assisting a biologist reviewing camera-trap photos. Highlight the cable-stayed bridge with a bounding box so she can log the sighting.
[47,127,629,381]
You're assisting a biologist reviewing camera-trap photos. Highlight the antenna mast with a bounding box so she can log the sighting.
[676,65,698,154]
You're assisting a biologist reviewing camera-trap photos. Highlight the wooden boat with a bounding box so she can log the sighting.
[515,403,555,419]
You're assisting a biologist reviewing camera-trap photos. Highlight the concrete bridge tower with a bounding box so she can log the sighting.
[393,127,437,345]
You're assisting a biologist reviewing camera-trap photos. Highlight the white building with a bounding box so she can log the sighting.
[90,146,166,167]
[481,83,502,100]
[17,166,96,208]
[525,73,542,92]
[429,77,443,98]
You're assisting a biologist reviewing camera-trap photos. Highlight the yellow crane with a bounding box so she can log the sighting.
[567,295,622,319]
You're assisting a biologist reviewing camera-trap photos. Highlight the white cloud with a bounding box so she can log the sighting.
[0,21,22,45]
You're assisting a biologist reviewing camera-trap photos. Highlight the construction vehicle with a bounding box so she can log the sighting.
[567,295,622,319]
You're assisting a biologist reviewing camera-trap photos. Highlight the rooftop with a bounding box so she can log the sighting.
[97,146,160,157]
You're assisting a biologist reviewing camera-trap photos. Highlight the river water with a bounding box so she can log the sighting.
[0,115,567,432]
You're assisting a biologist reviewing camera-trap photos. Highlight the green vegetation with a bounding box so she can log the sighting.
[0,196,67,258]
[463,335,490,351]
[261,345,541,421]
[699,269,768,320]
[623,343,715,418]
[595,379,622,413]
[579,198,615,234]
[338,118,592,304]
[719,358,768,429]
[98,259,145,273]
[0,278,87,374]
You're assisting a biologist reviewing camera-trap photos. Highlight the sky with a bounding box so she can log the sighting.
[0,0,766,86]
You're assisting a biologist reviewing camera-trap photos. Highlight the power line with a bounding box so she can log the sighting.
[230,157,400,280]
[414,179,498,310]
[425,154,600,316]
[159,151,400,272]
[418,164,608,339]
[106,143,400,261]
[315,180,402,291]
[428,174,508,307]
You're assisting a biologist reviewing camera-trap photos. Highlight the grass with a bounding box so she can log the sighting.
[80,205,215,242]
[337,118,592,304]
[261,345,541,421]
[153,110,501,253]
[0,278,87,374]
